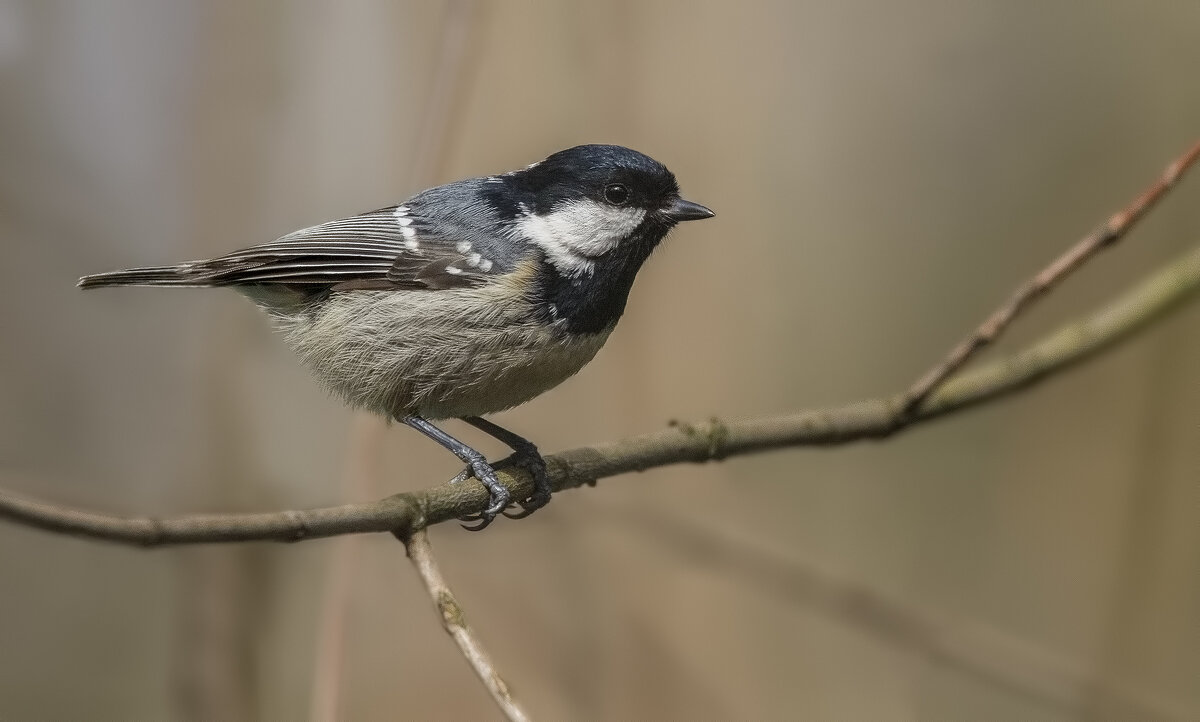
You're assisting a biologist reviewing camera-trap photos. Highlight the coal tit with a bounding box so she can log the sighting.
[79,144,714,528]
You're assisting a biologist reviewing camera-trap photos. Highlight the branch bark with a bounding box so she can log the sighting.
[399,529,531,722]
[3,241,1200,544]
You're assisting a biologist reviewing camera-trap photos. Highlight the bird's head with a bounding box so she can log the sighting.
[499,144,713,278]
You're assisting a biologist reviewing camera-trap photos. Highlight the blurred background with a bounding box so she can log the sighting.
[1,1,1198,719]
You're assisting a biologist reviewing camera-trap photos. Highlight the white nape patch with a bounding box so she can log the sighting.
[515,199,646,276]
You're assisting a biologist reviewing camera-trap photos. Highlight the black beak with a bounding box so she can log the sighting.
[663,196,715,222]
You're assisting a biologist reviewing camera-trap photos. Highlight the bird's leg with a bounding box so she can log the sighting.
[463,417,552,519]
[401,416,510,530]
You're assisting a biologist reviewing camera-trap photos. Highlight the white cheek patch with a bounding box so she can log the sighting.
[515,200,646,276]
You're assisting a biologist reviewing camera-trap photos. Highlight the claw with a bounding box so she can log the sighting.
[502,505,536,520]
[460,516,493,532]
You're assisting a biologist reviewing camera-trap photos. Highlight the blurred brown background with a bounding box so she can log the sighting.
[1,1,1198,719]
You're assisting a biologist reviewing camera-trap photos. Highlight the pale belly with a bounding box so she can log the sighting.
[274,287,612,420]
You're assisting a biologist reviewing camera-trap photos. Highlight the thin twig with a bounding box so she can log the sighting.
[607,505,1195,722]
[900,139,1200,415]
[3,241,1200,544]
[399,529,532,722]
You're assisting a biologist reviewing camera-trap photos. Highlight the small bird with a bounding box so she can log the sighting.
[79,144,713,528]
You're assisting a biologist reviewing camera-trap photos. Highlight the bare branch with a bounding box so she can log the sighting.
[399,529,532,722]
[2,241,1198,544]
[900,139,1200,414]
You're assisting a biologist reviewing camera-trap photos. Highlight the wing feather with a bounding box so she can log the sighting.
[194,206,499,289]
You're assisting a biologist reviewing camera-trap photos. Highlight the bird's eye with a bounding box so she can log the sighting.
[604,183,631,206]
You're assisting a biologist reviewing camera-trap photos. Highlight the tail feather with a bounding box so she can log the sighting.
[77,264,212,289]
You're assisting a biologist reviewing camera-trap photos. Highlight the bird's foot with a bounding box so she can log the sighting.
[456,456,511,531]
[461,417,553,521]
[501,445,552,519]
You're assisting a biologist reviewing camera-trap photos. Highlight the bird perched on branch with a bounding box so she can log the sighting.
[79,144,714,528]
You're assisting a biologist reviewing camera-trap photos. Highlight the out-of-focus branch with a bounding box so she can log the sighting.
[308,3,484,719]
[3,241,1200,543]
[404,0,484,190]
[309,413,386,722]
[900,139,1200,413]
[608,505,1197,722]
[399,529,531,722]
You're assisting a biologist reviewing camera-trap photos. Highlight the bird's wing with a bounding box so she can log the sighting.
[191,206,503,291]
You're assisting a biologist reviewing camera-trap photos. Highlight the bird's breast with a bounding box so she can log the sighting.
[275,262,614,419]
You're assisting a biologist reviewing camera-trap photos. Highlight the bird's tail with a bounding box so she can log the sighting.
[77,263,212,289]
